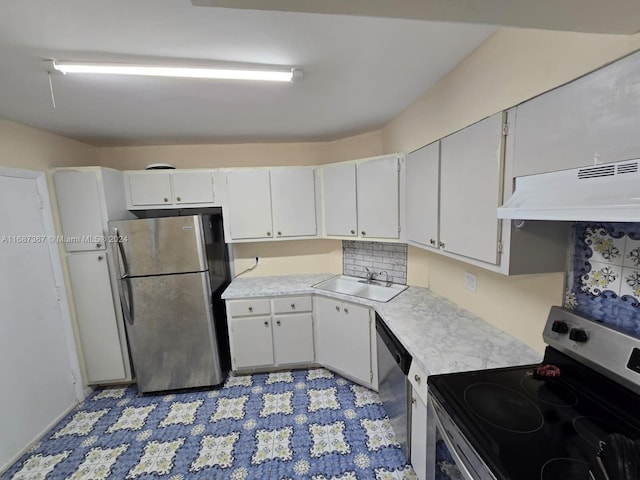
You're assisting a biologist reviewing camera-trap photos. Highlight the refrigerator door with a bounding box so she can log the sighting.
[125,271,224,392]
[111,216,207,277]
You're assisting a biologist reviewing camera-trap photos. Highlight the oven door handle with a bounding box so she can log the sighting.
[427,394,482,480]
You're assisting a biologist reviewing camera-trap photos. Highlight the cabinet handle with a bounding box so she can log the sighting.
[248,306,253,312]
[411,397,416,405]
[97,255,104,261]
[414,374,421,383]
[361,231,366,236]
[438,241,445,248]
[344,307,349,314]
[276,320,281,326]
[264,320,269,326]
[163,197,169,202]
[291,303,295,309]
[176,196,181,202]
[429,239,436,245]
[267,231,271,236]
[335,305,340,312]
[277,231,282,236]
[350,229,356,235]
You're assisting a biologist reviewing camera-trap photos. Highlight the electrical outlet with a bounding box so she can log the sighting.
[464,272,477,292]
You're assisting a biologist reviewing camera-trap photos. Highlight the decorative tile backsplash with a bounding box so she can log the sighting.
[343,241,407,285]
[566,222,640,337]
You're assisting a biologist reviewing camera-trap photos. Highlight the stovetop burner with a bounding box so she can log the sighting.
[540,458,590,480]
[520,376,579,407]
[464,383,544,433]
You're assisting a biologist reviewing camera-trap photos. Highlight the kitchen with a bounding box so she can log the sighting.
[2,1,640,479]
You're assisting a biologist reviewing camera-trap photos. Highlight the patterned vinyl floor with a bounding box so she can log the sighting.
[3,368,461,480]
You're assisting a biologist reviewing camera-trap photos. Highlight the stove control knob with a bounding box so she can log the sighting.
[551,320,570,334]
[569,328,589,343]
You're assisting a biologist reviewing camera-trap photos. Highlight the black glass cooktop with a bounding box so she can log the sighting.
[428,348,640,480]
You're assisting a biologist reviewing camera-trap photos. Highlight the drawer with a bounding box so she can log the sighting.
[272,296,312,314]
[409,362,428,404]
[228,298,271,317]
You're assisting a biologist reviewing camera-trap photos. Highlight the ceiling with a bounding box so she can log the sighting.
[0,0,497,146]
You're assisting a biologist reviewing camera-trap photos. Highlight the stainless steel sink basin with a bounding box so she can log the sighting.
[313,275,408,302]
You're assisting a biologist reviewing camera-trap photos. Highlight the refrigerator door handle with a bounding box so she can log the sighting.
[114,227,134,325]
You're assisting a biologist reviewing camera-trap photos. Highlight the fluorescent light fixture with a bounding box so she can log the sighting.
[51,61,301,82]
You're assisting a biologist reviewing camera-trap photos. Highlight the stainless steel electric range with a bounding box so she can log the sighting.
[427,306,640,480]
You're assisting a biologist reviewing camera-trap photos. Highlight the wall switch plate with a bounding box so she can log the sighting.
[464,272,477,292]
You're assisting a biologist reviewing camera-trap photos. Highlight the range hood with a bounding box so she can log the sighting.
[498,159,640,222]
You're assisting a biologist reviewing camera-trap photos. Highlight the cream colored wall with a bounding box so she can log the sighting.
[98,130,383,170]
[0,118,97,170]
[385,28,640,353]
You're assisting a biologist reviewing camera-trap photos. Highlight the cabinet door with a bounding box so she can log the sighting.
[172,171,215,204]
[406,143,440,248]
[226,170,273,241]
[440,113,504,264]
[273,313,314,365]
[53,170,106,252]
[270,168,317,238]
[315,297,372,386]
[322,163,357,236]
[411,391,428,480]
[128,172,173,206]
[357,156,400,239]
[231,316,274,369]
[67,252,127,383]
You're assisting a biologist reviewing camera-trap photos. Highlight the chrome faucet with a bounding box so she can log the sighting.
[379,270,392,287]
[365,267,377,283]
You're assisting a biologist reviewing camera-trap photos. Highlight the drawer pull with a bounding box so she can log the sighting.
[290,303,295,309]
[411,397,416,405]
[335,305,340,312]
[163,197,169,203]
[264,321,269,326]
[344,307,349,314]
[276,320,281,326]
[248,306,253,312]
[414,374,421,383]
[176,196,181,202]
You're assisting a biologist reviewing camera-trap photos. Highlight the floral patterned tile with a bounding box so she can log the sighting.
[623,238,640,269]
[620,267,640,300]
[580,261,623,296]
[584,226,626,266]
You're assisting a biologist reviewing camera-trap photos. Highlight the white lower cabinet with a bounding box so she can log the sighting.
[315,296,375,388]
[408,362,430,480]
[227,296,314,371]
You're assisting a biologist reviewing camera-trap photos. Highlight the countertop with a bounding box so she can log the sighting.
[222,273,542,377]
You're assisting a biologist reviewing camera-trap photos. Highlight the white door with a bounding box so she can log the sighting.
[406,143,440,249]
[357,156,400,239]
[440,113,504,264]
[226,170,273,241]
[270,168,317,238]
[53,170,106,252]
[0,170,80,471]
[322,163,357,237]
[127,172,173,206]
[411,392,428,480]
[66,252,126,383]
[172,171,215,204]
[315,297,372,386]
[273,313,314,365]
[231,316,274,368]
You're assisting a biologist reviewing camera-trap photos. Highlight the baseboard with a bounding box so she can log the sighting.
[0,400,79,475]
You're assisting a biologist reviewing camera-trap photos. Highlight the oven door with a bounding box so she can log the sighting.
[427,391,497,480]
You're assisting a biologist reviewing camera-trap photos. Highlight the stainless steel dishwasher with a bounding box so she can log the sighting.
[376,313,412,461]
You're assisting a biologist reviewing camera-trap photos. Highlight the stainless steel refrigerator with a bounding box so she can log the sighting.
[109,214,231,393]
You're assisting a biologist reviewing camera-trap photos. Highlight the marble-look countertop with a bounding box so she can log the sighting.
[222,273,542,377]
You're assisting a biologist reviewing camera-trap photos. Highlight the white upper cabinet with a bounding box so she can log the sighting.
[440,113,504,265]
[321,155,401,241]
[270,167,317,238]
[406,142,440,249]
[322,163,358,237]
[226,169,274,241]
[513,51,640,177]
[53,170,107,252]
[125,170,217,209]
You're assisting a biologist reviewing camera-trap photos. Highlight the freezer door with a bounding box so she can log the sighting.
[111,215,207,276]
[124,271,224,392]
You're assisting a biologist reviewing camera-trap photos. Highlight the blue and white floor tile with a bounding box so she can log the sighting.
[3,368,460,479]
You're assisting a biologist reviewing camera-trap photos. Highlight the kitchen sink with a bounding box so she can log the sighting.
[313,275,408,303]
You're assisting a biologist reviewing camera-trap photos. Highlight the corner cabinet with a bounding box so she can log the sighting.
[124,170,217,209]
[222,167,319,242]
[52,168,133,385]
[314,296,377,389]
[321,154,402,241]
